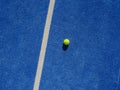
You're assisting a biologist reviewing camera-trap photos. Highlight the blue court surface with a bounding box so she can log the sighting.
[0,0,120,90]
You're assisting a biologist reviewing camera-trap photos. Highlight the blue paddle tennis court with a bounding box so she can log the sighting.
[0,0,120,90]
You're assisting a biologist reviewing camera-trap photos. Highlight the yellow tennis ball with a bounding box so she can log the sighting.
[63,39,70,45]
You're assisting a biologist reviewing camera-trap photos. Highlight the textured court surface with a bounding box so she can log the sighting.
[0,0,49,89]
[1,0,120,90]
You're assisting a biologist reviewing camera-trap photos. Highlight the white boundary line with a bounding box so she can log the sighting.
[33,0,55,90]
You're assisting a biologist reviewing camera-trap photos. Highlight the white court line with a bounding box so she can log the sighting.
[33,0,55,90]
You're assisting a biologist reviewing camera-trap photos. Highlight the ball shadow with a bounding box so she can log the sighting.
[62,44,69,51]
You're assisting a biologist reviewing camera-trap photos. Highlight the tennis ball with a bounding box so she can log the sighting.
[63,39,70,46]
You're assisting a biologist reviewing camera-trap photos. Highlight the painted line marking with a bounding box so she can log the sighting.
[33,0,55,90]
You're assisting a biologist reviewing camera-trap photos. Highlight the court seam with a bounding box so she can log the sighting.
[33,0,55,90]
